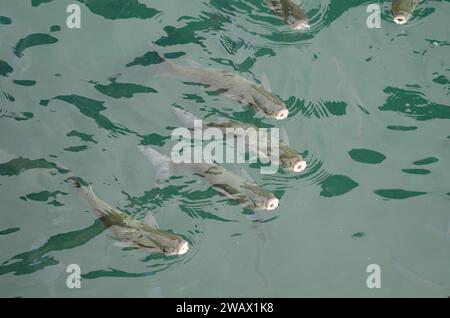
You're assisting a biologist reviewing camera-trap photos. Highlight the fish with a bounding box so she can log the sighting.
[70,178,189,256]
[157,54,289,120]
[138,146,280,211]
[173,107,307,172]
[392,0,418,25]
[264,0,310,30]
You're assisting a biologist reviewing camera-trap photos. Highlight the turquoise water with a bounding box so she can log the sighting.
[0,0,449,297]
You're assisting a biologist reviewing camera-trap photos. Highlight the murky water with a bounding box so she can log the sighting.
[0,0,449,297]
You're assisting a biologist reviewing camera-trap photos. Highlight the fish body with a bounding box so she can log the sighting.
[265,0,310,30]
[392,0,418,24]
[163,61,288,120]
[72,180,188,256]
[207,121,306,172]
[138,146,279,211]
[173,108,307,172]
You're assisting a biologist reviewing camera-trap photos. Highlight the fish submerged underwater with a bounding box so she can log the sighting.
[173,107,307,173]
[156,55,289,120]
[71,178,189,256]
[264,0,310,30]
[392,0,418,24]
[138,146,280,211]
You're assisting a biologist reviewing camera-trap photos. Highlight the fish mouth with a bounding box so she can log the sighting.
[393,13,409,25]
[292,160,307,173]
[265,198,279,211]
[276,109,289,120]
[291,21,310,31]
[176,241,189,255]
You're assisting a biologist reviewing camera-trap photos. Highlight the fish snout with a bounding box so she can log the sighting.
[265,198,279,211]
[292,160,307,173]
[276,109,289,120]
[291,21,310,31]
[176,240,189,255]
[393,13,409,25]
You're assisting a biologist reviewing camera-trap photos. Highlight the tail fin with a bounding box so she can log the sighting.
[147,42,166,61]
[147,42,180,75]
[172,106,201,129]
[68,176,82,189]
[70,179,118,219]
[138,146,173,181]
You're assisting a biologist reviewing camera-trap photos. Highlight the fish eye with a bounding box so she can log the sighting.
[163,247,174,255]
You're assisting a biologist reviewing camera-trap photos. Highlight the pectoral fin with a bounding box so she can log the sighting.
[138,146,173,181]
[260,72,272,92]
[113,241,139,249]
[212,184,240,200]
[143,247,162,254]
[144,213,159,229]
[280,127,291,145]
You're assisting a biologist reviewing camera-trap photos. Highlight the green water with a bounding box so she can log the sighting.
[0,0,449,297]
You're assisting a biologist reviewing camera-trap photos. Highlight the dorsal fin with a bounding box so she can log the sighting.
[260,72,272,92]
[137,146,173,181]
[280,127,291,145]
[144,213,159,228]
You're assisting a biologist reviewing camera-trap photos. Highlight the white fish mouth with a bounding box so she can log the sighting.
[291,21,310,30]
[394,13,409,25]
[276,109,289,120]
[266,198,279,211]
[292,160,307,173]
[176,241,189,255]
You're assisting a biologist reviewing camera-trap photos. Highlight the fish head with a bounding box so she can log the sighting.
[162,239,189,256]
[280,144,307,172]
[281,155,307,172]
[392,0,417,25]
[241,182,279,211]
[286,15,310,30]
[139,228,189,256]
[392,12,411,25]
[250,85,289,120]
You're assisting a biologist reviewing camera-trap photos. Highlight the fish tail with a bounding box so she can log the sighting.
[69,176,81,188]
[65,171,119,222]
[69,177,92,199]
[78,184,115,219]
[147,42,181,76]
[160,58,183,76]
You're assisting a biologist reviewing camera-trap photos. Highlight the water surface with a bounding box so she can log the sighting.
[0,0,449,297]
